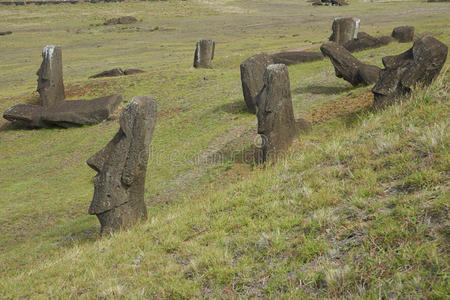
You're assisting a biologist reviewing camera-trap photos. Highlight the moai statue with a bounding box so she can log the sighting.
[240,52,274,114]
[36,45,65,107]
[256,64,297,162]
[373,36,448,109]
[87,96,157,235]
[193,39,215,68]
[329,17,360,45]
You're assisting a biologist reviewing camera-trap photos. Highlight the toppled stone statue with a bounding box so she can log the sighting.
[329,17,360,45]
[87,96,157,234]
[37,45,65,107]
[270,51,324,66]
[256,64,297,162]
[3,94,122,128]
[372,36,448,109]
[311,0,348,6]
[0,31,12,36]
[89,68,145,78]
[343,32,394,52]
[392,26,415,43]
[104,16,138,25]
[321,42,382,86]
[193,39,215,68]
[240,52,273,114]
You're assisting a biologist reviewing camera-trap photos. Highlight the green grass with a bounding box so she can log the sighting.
[0,0,449,298]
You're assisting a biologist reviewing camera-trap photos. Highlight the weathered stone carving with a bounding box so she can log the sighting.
[256,64,297,162]
[392,26,415,43]
[343,32,394,52]
[329,17,360,45]
[240,52,273,114]
[321,41,382,86]
[36,45,65,107]
[3,94,122,128]
[193,39,215,68]
[270,51,324,65]
[372,36,448,109]
[89,68,145,79]
[87,96,157,234]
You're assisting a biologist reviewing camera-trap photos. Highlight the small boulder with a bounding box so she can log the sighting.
[240,52,273,114]
[104,16,138,25]
[392,26,415,43]
[372,36,448,109]
[343,32,393,52]
[321,42,382,86]
[270,51,324,65]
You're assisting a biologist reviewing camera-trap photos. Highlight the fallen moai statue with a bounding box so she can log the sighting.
[321,42,382,86]
[37,45,65,107]
[87,96,157,235]
[391,26,415,43]
[372,36,448,109]
[89,68,145,78]
[104,16,137,25]
[3,95,123,128]
[0,31,12,36]
[311,0,348,6]
[343,32,394,52]
[256,64,298,162]
[193,39,215,68]
[270,51,324,66]
[329,17,360,45]
[240,52,273,114]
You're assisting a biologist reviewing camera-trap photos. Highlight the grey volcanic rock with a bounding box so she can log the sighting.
[392,26,415,43]
[373,36,448,109]
[329,17,360,45]
[89,68,145,78]
[270,51,324,65]
[3,94,122,128]
[123,69,145,75]
[312,0,349,6]
[193,39,215,68]
[321,42,382,86]
[240,52,273,114]
[343,32,393,52]
[256,64,297,162]
[104,16,137,25]
[87,96,157,235]
[89,68,124,78]
[0,31,12,35]
[37,45,65,107]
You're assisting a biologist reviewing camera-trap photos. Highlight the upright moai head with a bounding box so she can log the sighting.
[193,39,215,68]
[240,52,274,114]
[329,17,360,45]
[87,96,157,235]
[36,45,65,107]
[256,64,297,162]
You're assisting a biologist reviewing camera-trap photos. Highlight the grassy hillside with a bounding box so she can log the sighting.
[0,0,449,298]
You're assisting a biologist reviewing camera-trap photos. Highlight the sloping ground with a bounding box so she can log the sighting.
[1,74,448,298]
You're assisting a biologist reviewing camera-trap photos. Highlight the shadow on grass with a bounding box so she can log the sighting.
[57,226,100,248]
[293,85,354,95]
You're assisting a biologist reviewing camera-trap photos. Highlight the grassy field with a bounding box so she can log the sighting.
[0,0,449,298]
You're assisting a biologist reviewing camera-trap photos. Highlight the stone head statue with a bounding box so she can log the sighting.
[36,45,65,107]
[87,96,157,234]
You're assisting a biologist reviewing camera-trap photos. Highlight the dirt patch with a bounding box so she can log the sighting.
[306,90,374,124]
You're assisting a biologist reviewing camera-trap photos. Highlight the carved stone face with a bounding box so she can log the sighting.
[87,96,157,234]
[36,45,65,107]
